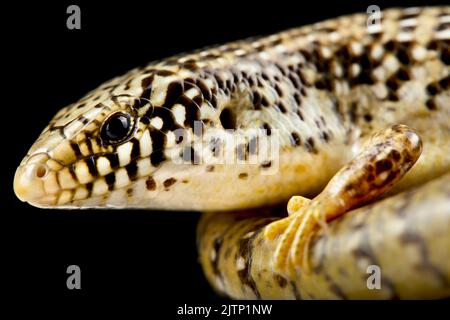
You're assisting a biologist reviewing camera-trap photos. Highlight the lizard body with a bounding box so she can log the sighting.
[14,7,450,299]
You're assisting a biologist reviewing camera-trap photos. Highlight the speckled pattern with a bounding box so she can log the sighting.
[13,7,450,299]
[198,172,450,299]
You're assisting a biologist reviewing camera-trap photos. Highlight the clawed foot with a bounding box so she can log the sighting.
[265,196,326,274]
[264,196,310,240]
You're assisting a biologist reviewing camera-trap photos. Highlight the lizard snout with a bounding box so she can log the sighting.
[14,153,52,206]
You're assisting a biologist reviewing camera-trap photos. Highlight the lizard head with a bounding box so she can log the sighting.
[14,92,142,208]
[13,70,211,209]
[14,66,280,210]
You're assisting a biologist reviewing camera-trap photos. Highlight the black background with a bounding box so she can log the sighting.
[3,0,449,316]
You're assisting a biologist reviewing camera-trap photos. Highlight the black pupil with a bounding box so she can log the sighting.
[104,113,130,142]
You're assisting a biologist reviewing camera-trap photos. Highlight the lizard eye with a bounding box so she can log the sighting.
[100,112,133,145]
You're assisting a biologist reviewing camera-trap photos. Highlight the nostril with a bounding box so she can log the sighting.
[35,164,48,179]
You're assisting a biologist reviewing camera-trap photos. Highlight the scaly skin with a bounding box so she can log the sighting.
[198,172,450,299]
[13,7,450,299]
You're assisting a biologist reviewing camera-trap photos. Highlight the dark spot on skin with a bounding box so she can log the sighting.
[274,274,288,288]
[105,153,120,169]
[439,76,450,90]
[238,173,248,180]
[386,75,399,91]
[375,159,392,174]
[344,183,355,193]
[294,92,302,105]
[442,49,450,65]
[70,142,81,157]
[140,117,150,125]
[130,138,140,161]
[162,81,184,109]
[146,176,156,191]
[365,161,381,176]
[125,162,138,181]
[141,74,155,91]
[321,131,330,142]
[85,156,98,177]
[104,172,116,191]
[396,68,410,81]
[426,99,437,110]
[314,77,333,91]
[193,94,203,107]
[181,60,198,71]
[363,114,373,122]
[85,182,93,198]
[154,69,175,77]
[387,92,399,102]
[149,129,167,167]
[50,126,67,139]
[427,40,439,51]
[290,132,301,146]
[305,137,317,154]
[426,83,439,96]
[210,93,218,109]
[78,116,89,125]
[261,160,272,168]
[261,96,271,108]
[261,73,270,81]
[276,103,288,113]
[396,46,411,65]
[84,138,93,155]
[436,22,450,31]
[163,177,177,189]
[390,149,401,162]
[275,84,283,97]
[219,108,236,130]
[354,70,375,86]
[206,165,215,172]
[174,130,184,144]
[262,123,271,136]
[252,91,262,110]
[385,40,397,51]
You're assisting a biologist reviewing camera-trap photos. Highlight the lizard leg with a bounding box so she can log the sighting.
[267,124,423,275]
